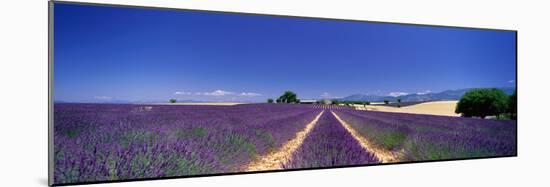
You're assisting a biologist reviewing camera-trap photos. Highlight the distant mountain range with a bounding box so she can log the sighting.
[339,87,515,102]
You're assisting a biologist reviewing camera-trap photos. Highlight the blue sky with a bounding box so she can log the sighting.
[54,3,516,103]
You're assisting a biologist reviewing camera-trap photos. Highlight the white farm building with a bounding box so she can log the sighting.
[299,99,317,104]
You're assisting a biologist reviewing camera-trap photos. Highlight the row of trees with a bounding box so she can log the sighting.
[268,91,372,106]
[382,98,402,107]
[331,100,371,106]
[455,88,517,119]
[266,91,402,107]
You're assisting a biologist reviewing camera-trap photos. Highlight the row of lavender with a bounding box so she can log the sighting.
[54,103,322,184]
[283,112,379,169]
[334,109,516,161]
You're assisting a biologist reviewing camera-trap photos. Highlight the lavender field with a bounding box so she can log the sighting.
[283,112,379,169]
[334,110,517,161]
[54,103,321,183]
[54,103,516,184]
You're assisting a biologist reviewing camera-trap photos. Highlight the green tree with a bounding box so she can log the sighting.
[508,90,517,120]
[455,88,509,119]
[267,98,274,103]
[277,91,298,103]
[397,98,402,108]
[169,98,177,103]
[331,99,340,105]
[383,100,389,105]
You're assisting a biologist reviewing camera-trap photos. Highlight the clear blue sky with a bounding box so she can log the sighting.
[54,3,516,103]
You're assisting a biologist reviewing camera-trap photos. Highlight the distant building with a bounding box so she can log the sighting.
[320,99,332,105]
[299,99,317,104]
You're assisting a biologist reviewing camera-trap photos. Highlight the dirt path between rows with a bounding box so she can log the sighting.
[331,111,402,163]
[244,110,325,171]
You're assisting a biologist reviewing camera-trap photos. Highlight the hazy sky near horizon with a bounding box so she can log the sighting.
[54,3,516,103]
